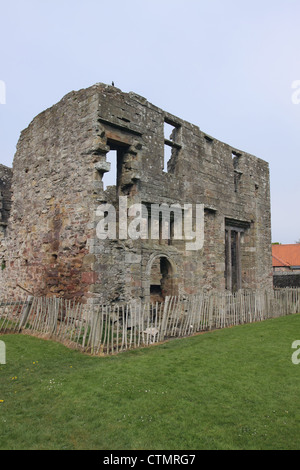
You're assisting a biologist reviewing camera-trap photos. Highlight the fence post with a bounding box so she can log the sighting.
[18,295,34,331]
[159,297,170,341]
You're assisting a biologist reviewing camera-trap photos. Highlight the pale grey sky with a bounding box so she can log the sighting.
[0,0,299,243]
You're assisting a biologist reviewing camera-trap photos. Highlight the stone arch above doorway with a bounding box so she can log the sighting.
[145,253,178,303]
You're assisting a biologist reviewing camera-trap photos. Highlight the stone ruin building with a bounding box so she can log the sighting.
[0,83,273,304]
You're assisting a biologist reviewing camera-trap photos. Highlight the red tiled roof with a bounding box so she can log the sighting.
[272,244,300,268]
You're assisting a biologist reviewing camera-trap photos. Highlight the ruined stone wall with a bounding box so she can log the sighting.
[0,83,273,303]
[0,164,12,237]
[0,86,103,300]
[87,85,272,302]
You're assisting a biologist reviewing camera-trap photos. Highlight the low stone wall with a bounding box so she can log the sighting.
[273,272,300,288]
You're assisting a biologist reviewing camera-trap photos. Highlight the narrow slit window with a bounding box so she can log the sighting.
[164,144,172,173]
[225,220,250,292]
[232,151,242,168]
[163,120,181,173]
[225,228,242,292]
[234,171,242,193]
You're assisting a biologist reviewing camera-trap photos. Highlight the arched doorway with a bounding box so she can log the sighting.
[146,254,178,303]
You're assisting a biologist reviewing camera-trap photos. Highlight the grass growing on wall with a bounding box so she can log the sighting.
[1,314,300,450]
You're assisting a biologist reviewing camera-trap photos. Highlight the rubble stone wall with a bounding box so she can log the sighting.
[0,83,273,302]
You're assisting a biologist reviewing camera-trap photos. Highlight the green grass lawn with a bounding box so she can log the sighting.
[1,314,300,450]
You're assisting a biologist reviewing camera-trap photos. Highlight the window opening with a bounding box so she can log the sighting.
[102,150,117,191]
[163,119,181,173]
[164,122,177,142]
[234,171,242,193]
[225,226,243,292]
[164,144,173,173]
[232,151,242,193]
[102,140,128,191]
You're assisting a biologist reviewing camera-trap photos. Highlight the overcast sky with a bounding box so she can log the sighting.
[0,0,299,244]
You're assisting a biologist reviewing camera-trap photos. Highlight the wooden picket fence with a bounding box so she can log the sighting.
[0,287,299,356]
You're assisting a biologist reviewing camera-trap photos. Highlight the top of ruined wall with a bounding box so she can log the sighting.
[92,83,270,225]
[7,81,271,236]
[7,81,271,225]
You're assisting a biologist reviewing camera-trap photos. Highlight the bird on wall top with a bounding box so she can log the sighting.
[112,81,115,86]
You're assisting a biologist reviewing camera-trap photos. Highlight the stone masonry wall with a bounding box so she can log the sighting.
[0,86,102,300]
[0,83,273,303]
[0,164,12,239]
[273,272,300,288]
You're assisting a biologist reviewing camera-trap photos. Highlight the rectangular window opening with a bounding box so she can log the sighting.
[102,149,117,191]
[234,171,242,193]
[164,122,177,142]
[225,226,243,292]
[232,151,242,170]
[144,201,184,247]
[102,141,128,191]
[163,120,181,173]
[164,144,173,173]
